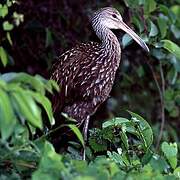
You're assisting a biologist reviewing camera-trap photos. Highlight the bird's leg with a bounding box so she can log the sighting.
[63,99,101,160]
[82,116,90,160]
[83,115,90,141]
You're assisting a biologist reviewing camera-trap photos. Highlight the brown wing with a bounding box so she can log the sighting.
[50,42,100,112]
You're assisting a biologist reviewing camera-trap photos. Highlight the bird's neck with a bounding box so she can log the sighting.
[93,23,121,55]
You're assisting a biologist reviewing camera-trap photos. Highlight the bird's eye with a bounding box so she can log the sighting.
[112,14,117,18]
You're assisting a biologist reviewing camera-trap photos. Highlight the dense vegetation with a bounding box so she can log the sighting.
[0,0,179,179]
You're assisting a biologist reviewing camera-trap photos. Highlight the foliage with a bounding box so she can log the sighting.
[0,0,179,179]
[0,0,24,66]
[0,72,58,140]
[118,0,180,144]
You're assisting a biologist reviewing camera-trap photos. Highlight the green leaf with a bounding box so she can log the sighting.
[107,151,126,167]
[3,21,14,31]
[127,111,153,150]
[6,32,13,46]
[174,167,180,179]
[170,5,180,18]
[161,142,178,169]
[144,0,156,14]
[157,17,167,38]
[46,79,60,93]
[11,90,43,129]
[30,92,55,125]
[2,73,46,94]
[132,16,144,33]
[150,154,169,173]
[89,128,107,152]
[28,91,55,125]
[141,149,153,165]
[0,5,8,18]
[0,88,16,140]
[32,141,66,180]
[151,48,166,60]
[171,25,180,39]
[67,124,84,147]
[120,130,129,150]
[102,117,130,129]
[149,21,158,37]
[161,40,180,59]
[0,46,8,67]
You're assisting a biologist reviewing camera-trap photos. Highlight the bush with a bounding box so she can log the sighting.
[0,0,179,179]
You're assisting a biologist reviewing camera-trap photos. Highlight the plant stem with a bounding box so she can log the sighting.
[156,62,165,149]
[146,60,165,149]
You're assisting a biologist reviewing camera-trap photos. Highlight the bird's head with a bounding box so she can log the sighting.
[92,7,149,52]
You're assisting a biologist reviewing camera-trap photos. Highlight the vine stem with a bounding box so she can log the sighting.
[156,61,165,149]
[146,60,165,149]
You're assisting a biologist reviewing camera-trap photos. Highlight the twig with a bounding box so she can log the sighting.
[2,160,36,169]
[146,60,165,149]
[156,61,165,149]
[140,7,147,33]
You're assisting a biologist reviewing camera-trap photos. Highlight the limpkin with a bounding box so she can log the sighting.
[51,7,149,157]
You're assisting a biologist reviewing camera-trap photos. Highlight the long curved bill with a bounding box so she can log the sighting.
[119,21,149,52]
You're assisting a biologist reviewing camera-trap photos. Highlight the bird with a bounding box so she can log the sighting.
[50,7,149,154]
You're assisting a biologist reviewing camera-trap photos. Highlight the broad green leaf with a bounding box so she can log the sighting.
[2,73,46,94]
[150,154,169,173]
[0,88,16,140]
[170,5,180,18]
[0,80,7,89]
[107,151,126,167]
[0,46,8,67]
[161,142,178,169]
[149,21,158,37]
[161,40,180,60]
[89,131,108,152]
[174,167,180,179]
[28,91,55,125]
[144,0,156,14]
[32,141,65,180]
[11,90,42,129]
[102,117,130,129]
[159,5,170,16]
[151,48,166,60]
[122,34,133,49]
[0,4,8,18]
[3,21,14,31]
[132,16,144,33]
[127,111,153,150]
[141,149,153,165]
[157,17,167,38]
[171,25,180,39]
[67,124,84,147]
